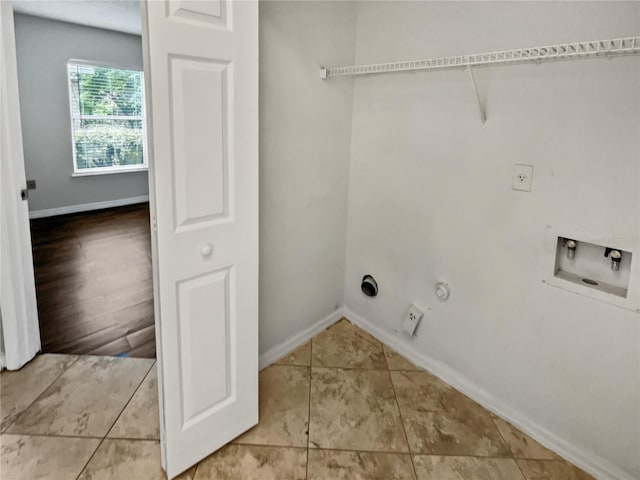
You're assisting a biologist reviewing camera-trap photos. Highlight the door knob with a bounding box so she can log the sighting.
[201,243,213,257]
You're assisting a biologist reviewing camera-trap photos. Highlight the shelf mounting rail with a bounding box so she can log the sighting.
[319,36,640,124]
[320,36,640,79]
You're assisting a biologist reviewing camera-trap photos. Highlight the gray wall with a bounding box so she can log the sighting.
[14,14,148,213]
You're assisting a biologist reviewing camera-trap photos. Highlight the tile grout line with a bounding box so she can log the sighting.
[514,458,530,480]
[74,359,156,480]
[383,366,529,459]
[489,415,528,479]
[2,355,81,434]
[103,360,156,439]
[305,339,313,479]
[308,365,422,372]
[384,352,419,480]
[231,440,533,459]
[269,363,309,369]
[74,437,106,480]
[190,462,200,480]
[0,432,104,441]
[104,435,161,442]
[233,442,307,451]
[489,416,575,473]
[490,415,516,459]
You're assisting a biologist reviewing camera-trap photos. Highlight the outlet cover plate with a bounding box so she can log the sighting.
[403,304,424,336]
[512,164,534,192]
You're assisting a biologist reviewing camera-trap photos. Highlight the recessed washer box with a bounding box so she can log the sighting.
[554,238,630,298]
[541,226,639,313]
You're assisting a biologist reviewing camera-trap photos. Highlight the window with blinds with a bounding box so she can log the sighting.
[67,62,147,174]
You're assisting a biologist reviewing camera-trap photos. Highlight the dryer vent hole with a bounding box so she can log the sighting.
[361,275,378,297]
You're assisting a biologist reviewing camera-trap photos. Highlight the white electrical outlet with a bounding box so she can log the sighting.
[403,304,423,336]
[512,164,534,192]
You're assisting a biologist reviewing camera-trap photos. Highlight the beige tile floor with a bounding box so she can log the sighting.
[0,319,594,480]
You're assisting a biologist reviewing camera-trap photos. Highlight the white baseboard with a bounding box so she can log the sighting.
[29,195,149,219]
[259,307,344,370]
[343,306,634,480]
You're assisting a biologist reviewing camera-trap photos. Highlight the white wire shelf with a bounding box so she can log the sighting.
[320,36,640,79]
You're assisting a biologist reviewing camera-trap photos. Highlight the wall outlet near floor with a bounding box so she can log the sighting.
[403,304,423,336]
[512,164,534,192]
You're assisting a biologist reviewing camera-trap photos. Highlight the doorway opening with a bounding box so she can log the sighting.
[13,5,155,359]
[3,0,261,476]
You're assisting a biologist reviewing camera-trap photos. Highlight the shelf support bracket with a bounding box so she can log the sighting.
[467,66,486,124]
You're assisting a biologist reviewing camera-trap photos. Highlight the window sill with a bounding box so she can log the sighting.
[72,166,148,177]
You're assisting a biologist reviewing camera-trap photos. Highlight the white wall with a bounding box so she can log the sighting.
[344,2,639,479]
[13,14,148,213]
[259,2,356,354]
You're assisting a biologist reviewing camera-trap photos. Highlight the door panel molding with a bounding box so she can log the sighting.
[177,266,234,429]
[166,0,230,30]
[169,55,233,230]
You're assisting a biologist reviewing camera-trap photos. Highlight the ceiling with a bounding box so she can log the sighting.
[12,0,142,35]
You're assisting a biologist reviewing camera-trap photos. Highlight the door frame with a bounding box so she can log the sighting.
[1,2,260,476]
[139,0,167,468]
[0,0,41,371]
[0,0,162,372]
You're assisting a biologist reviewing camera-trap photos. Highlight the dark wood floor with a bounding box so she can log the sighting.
[30,203,155,358]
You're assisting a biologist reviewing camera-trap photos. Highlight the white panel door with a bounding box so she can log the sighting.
[0,0,41,371]
[140,1,258,477]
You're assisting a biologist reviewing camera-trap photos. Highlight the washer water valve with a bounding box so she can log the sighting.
[566,239,577,259]
[435,282,451,301]
[605,248,622,271]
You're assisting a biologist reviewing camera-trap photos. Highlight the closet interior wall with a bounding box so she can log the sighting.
[343,2,639,479]
[259,1,357,356]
